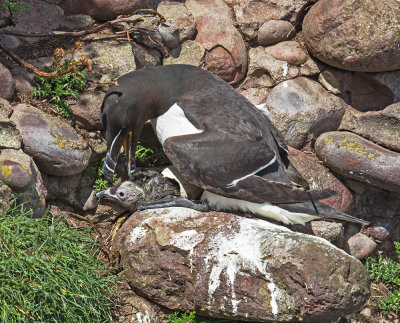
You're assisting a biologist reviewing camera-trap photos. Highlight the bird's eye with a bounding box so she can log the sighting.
[119,192,125,197]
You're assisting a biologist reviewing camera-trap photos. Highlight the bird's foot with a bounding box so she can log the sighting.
[137,197,210,212]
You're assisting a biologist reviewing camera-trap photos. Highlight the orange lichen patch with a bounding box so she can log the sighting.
[55,137,69,150]
[21,164,32,175]
[1,165,12,179]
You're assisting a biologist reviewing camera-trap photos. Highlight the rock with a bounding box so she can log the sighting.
[264,41,308,66]
[186,0,247,84]
[239,87,271,106]
[70,91,104,131]
[311,221,345,248]
[11,67,35,94]
[365,226,390,241]
[0,114,21,149]
[0,184,13,210]
[87,203,126,224]
[288,147,354,214]
[299,56,321,77]
[0,35,21,49]
[347,233,377,259]
[257,20,295,46]
[266,77,347,149]
[232,0,308,41]
[0,149,46,217]
[339,103,400,152]
[241,47,298,90]
[11,104,91,176]
[157,1,196,44]
[0,97,12,118]
[163,40,205,67]
[0,98,12,118]
[0,63,15,99]
[43,171,94,209]
[113,207,370,321]
[352,188,400,221]
[59,14,94,31]
[318,68,394,111]
[61,0,163,21]
[374,70,400,102]
[131,42,161,69]
[303,0,400,72]
[74,40,136,81]
[315,131,400,194]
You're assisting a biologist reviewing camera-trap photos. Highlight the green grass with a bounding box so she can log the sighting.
[0,204,119,322]
[32,70,86,119]
[3,0,28,23]
[365,241,400,316]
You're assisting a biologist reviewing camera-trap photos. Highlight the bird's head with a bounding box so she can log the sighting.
[96,181,145,211]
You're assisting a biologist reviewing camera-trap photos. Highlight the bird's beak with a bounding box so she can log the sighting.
[123,131,136,180]
[102,128,130,182]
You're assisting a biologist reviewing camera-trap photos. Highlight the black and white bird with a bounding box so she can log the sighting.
[99,64,368,225]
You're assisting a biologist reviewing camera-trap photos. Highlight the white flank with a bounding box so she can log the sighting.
[201,191,319,225]
[151,103,203,145]
[226,155,277,188]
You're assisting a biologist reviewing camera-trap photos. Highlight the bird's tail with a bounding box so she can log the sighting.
[275,201,369,225]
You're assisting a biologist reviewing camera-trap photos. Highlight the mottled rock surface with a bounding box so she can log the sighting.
[347,233,377,260]
[11,104,91,176]
[0,63,15,99]
[303,0,400,72]
[186,0,247,84]
[164,40,205,67]
[70,91,104,131]
[62,0,163,21]
[157,1,196,44]
[0,149,46,217]
[257,20,295,46]
[266,77,347,148]
[0,115,21,149]
[339,103,400,152]
[113,207,370,322]
[315,131,400,193]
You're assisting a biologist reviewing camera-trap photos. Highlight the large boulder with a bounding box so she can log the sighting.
[163,40,206,67]
[339,103,400,152]
[10,104,91,176]
[315,131,400,194]
[257,20,295,46]
[0,149,46,217]
[186,0,247,84]
[61,0,163,21]
[70,91,104,131]
[266,77,347,149]
[303,0,400,72]
[113,207,370,322]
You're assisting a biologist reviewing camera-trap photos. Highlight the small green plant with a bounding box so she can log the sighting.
[136,143,168,165]
[32,42,91,119]
[168,311,197,323]
[3,0,28,23]
[88,157,117,192]
[0,203,120,321]
[365,241,400,316]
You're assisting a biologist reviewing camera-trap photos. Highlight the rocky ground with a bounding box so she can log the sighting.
[0,0,399,322]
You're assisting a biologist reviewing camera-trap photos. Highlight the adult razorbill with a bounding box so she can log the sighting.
[99,64,368,225]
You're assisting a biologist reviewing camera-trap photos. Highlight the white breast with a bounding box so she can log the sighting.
[151,103,203,145]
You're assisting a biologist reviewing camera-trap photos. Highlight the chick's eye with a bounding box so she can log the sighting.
[119,192,125,197]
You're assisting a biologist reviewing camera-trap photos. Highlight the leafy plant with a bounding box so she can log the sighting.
[3,0,28,23]
[136,143,168,166]
[87,157,117,192]
[32,42,91,119]
[0,203,120,322]
[365,241,400,315]
[168,311,198,323]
